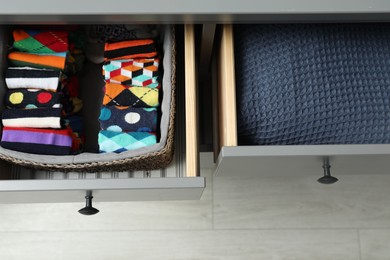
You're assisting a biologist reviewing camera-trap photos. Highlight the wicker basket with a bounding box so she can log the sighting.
[0,25,176,172]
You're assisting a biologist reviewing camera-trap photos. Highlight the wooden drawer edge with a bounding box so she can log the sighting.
[184,24,199,177]
[214,24,238,161]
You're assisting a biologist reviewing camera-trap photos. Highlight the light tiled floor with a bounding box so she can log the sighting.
[213,174,390,229]
[0,230,359,260]
[359,229,390,260]
[0,155,390,259]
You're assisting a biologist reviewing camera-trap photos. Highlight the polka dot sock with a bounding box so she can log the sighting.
[5,89,61,109]
[99,106,157,132]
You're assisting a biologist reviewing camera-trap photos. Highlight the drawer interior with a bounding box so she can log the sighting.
[0,25,204,202]
[214,24,390,177]
[0,24,175,170]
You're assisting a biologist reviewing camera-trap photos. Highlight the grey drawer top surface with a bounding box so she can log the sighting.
[1,1,390,23]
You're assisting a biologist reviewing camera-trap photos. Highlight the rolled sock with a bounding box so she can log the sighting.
[103,58,159,87]
[103,83,159,107]
[98,130,157,153]
[5,89,61,109]
[13,30,69,53]
[99,106,157,132]
[6,67,60,91]
[2,107,62,128]
[104,39,157,60]
[8,52,67,70]
[1,126,72,155]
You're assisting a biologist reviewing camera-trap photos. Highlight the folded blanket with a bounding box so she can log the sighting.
[104,39,157,61]
[98,130,156,153]
[99,106,157,132]
[5,89,61,109]
[103,83,159,107]
[8,52,67,70]
[103,58,159,87]
[13,29,69,53]
[5,67,61,91]
[2,107,62,128]
[1,126,72,155]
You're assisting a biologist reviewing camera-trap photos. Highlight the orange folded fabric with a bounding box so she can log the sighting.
[8,52,67,70]
[104,39,157,61]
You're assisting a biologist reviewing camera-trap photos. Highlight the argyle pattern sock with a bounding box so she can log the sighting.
[104,39,157,61]
[5,89,61,109]
[13,30,69,53]
[2,107,63,128]
[8,52,67,70]
[98,130,157,153]
[1,126,72,155]
[103,58,159,87]
[99,106,157,132]
[103,83,159,107]
[6,67,60,91]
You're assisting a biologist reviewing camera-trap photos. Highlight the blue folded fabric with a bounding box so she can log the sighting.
[235,23,390,145]
[98,130,156,153]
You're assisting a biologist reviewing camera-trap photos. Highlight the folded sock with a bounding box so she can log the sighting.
[103,58,159,87]
[64,30,86,75]
[98,130,156,153]
[87,24,160,43]
[103,83,159,107]
[65,51,86,75]
[63,115,84,134]
[8,52,67,70]
[13,30,69,53]
[13,29,69,53]
[6,67,60,91]
[5,89,61,109]
[1,126,72,155]
[60,75,80,97]
[70,131,84,154]
[61,96,83,115]
[2,107,62,128]
[104,39,157,61]
[99,106,157,132]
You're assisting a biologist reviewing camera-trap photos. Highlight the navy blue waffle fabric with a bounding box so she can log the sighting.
[235,23,390,145]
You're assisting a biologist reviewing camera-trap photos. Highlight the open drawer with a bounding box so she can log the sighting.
[0,24,204,205]
[214,24,390,179]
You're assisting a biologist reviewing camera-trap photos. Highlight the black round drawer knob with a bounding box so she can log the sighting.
[318,157,338,184]
[78,191,99,215]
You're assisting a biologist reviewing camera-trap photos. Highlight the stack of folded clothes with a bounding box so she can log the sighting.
[1,28,85,155]
[98,26,161,153]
